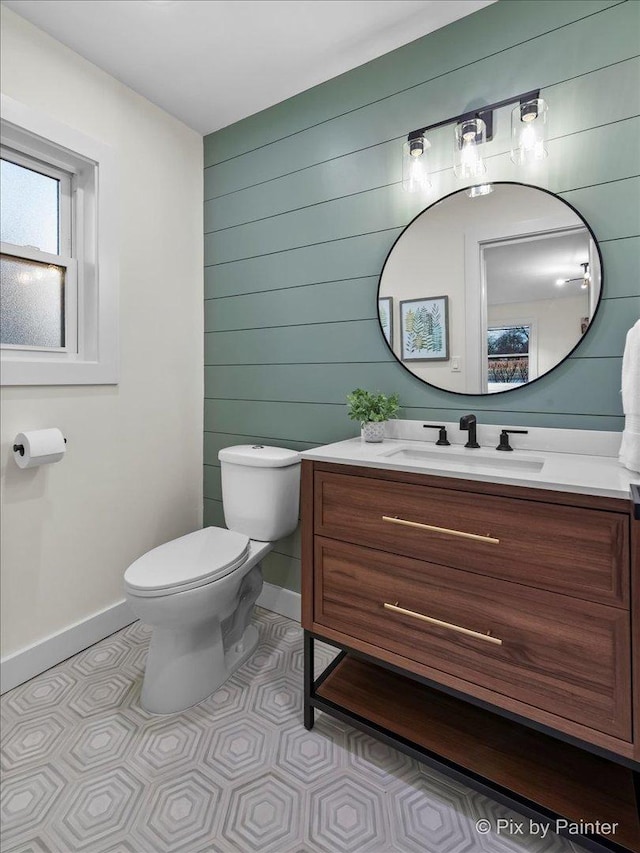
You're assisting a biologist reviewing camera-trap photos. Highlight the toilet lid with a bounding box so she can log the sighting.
[124,527,250,595]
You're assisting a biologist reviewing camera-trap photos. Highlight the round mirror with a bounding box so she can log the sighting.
[378,182,602,395]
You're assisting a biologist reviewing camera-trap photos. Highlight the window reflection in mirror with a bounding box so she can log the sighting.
[378,183,602,396]
[487,323,532,392]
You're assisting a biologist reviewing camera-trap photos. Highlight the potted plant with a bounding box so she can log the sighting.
[346,388,400,443]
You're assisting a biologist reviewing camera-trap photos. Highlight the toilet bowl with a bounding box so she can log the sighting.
[124,445,300,714]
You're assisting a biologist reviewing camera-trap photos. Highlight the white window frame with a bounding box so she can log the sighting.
[1,94,118,385]
[486,318,538,393]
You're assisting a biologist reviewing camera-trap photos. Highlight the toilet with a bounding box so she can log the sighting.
[124,445,300,714]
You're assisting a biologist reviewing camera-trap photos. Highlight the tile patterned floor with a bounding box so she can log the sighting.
[1,608,585,853]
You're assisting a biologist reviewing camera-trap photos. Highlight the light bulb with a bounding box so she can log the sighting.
[461,141,482,176]
[520,124,537,151]
[516,122,546,162]
[402,136,431,193]
[407,157,427,191]
[511,98,548,165]
[454,118,487,180]
[519,122,546,161]
[556,278,567,286]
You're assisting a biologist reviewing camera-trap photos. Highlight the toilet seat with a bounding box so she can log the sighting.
[124,527,250,598]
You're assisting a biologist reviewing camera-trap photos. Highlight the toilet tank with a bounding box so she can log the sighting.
[217,445,301,542]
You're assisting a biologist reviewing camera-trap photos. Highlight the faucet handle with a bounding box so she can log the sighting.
[496,429,528,452]
[423,424,451,446]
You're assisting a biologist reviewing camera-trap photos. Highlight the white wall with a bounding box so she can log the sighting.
[488,293,589,377]
[380,207,466,391]
[0,8,203,659]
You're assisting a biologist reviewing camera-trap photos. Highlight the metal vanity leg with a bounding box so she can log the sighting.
[304,630,315,730]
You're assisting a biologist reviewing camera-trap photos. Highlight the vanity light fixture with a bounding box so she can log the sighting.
[555,262,590,288]
[402,89,544,193]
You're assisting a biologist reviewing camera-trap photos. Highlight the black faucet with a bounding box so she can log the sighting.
[459,414,480,448]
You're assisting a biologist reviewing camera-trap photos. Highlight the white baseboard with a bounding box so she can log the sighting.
[1,600,135,694]
[257,582,301,623]
[1,585,300,694]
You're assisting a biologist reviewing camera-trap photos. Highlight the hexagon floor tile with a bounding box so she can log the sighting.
[0,608,586,853]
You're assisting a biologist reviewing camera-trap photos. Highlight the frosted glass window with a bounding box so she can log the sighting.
[1,158,59,253]
[0,254,64,348]
[1,99,118,385]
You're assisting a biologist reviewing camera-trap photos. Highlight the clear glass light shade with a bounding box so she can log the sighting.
[467,183,493,198]
[402,136,431,193]
[511,98,548,165]
[453,118,487,180]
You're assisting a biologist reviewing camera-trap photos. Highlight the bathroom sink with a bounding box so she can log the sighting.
[381,445,545,474]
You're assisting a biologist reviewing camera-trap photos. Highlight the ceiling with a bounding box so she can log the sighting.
[3,0,494,135]
[485,230,593,305]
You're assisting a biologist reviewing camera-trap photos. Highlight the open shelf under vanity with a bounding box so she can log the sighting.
[307,641,640,853]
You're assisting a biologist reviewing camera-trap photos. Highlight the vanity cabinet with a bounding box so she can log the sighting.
[301,460,640,853]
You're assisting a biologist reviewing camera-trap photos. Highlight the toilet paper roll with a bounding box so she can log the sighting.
[13,428,66,469]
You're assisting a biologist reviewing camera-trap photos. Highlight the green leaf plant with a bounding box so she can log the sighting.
[346,389,400,425]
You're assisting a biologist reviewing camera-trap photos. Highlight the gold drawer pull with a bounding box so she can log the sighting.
[382,515,499,544]
[383,602,503,646]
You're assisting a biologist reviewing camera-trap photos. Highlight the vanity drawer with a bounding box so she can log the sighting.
[314,537,631,741]
[314,471,628,607]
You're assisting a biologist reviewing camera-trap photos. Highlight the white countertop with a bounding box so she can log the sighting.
[301,436,640,502]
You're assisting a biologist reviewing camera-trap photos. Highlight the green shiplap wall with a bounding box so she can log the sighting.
[203,0,640,593]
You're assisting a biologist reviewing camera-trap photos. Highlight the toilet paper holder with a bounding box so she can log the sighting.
[13,437,67,456]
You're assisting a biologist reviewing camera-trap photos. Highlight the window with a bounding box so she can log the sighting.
[1,95,117,385]
[1,151,76,352]
[487,323,532,393]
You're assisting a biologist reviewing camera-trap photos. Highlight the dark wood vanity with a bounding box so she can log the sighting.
[301,459,640,853]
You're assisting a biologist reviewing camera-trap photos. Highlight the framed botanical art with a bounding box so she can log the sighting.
[400,296,449,361]
[378,297,393,347]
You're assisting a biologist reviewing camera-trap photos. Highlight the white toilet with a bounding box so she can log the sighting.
[124,445,300,714]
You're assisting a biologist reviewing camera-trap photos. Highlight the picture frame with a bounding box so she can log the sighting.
[400,296,449,361]
[378,297,393,348]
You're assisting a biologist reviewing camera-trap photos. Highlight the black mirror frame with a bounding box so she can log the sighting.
[377,181,604,397]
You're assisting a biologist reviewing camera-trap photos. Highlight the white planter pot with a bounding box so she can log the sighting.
[361,421,386,443]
